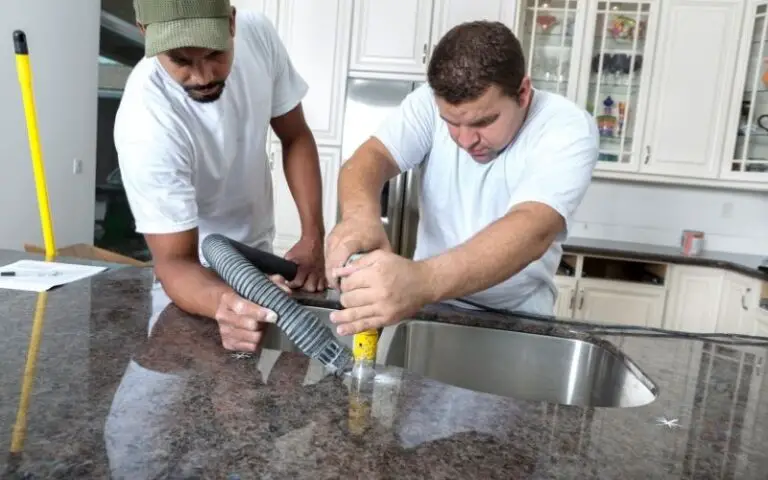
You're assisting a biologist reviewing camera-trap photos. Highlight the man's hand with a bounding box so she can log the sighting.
[214,275,291,351]
[284,236,326,292]
[324,216,391,290]
[328,250,433,335]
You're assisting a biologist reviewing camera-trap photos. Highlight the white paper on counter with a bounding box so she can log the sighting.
[0,259,107,292]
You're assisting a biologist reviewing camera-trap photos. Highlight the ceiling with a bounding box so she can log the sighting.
[100,0,144,66]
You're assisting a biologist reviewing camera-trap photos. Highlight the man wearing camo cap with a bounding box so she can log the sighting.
[114,0,325,353]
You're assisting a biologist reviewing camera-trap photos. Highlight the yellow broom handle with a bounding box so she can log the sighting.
[10,291,48,453]
[14,30,56,260]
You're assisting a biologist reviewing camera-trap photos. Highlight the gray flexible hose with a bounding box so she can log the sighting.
[201,233,353,375]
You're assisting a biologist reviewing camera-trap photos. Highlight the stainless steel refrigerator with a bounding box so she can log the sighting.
[340,78,425,259]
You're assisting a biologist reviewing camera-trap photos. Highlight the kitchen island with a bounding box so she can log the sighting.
[1,249,767,479]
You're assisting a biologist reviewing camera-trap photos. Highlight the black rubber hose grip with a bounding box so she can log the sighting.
[13,30,28,55]
[201,233,352,374]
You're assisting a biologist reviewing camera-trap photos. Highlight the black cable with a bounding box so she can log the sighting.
[451,297,768,347]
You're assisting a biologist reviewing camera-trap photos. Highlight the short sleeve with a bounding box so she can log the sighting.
[507,113,599,242]
[374,83,436,172]
[114,106,198,235]
[257,14,308,118]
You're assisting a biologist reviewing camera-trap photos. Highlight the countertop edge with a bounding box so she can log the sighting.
[562,243,768,282]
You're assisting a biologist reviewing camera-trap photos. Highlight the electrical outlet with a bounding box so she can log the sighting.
[72,158,82,175]
[720,202,733,219]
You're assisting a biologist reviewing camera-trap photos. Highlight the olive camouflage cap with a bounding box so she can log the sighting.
[133,0,232,57]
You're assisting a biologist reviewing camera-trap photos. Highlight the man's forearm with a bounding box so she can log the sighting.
[155,259,233,320]
[282,132,325,238]
[420,203,563,303]
[339,138,399,220]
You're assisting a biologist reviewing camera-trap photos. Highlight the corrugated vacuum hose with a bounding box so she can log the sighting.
[201,233,353,375]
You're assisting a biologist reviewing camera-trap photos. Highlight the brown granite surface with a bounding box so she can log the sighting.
[2,249,768,479]
[564,237,768,282]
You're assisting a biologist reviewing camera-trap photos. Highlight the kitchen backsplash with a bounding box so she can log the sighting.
[571,178,768,256]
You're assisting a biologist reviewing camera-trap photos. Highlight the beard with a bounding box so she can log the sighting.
[185,80,226,103]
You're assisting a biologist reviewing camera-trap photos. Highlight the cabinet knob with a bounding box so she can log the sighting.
[644,146,651,164]
[422,43,427,64]
[578,290,585,310]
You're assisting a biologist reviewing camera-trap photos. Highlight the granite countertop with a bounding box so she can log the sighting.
[2,249,768,478]
[564,237,768,282]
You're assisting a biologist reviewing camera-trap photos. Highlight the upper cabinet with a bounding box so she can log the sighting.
[576,0,659,172]
[349,0,518,77]
[722,0,768,184]
[640,0,743,179]
[276,0,352,146]
[517,0,587,100]
[262,0,767,191]
[230,0,278,25]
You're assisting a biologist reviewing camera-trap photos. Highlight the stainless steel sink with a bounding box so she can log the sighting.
[261,306,658,408]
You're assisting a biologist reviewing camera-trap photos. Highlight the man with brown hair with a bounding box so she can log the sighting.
[325,21,599,335]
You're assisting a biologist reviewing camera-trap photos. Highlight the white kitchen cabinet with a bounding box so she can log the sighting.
[276,0,352,146]
[573,278,666,327]
[270,144,341,256]
[575,0,660,172]
[349,0,519,77]
[554,275,578,317]
[230,0,278,25]
[721,0,768,184]
[640,0,744,179]
[431,0,518,44]
[662,265,724,332]
[517,0,588,101]
[349,0,434,76]
[716,271,762,334]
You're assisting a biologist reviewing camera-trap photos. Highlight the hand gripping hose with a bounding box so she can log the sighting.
[201,233,353,375]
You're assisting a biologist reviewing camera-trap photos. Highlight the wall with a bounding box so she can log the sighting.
[570,179,768,256]
[0,0,100,251]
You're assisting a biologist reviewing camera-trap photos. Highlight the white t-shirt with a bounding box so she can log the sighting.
[374,84,599,315]
[114,10,308,261]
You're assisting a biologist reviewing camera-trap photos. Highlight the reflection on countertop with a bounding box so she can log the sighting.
[1,249,768,478]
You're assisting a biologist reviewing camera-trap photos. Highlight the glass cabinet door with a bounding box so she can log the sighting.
[729,2,768,181]
[519,0,585,99]
[578,1,655,168]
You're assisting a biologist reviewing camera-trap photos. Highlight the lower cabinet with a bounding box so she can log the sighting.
[556,277,666,328]
[554,255,668,328]
[573,279,667,328]
[663,265,724,332]
[269,143,341,256]
[662,265,764,335]
[554,257,766,334]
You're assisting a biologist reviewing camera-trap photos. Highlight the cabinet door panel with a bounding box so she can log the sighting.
[642,0,743,178]
[577,0,659,171]
[431,0,518,44]
[349,0,434,74]
[663,266,723,332]
[277,0,352,145]
[271,145,341,255]
[575,279,666,327]
[230,0,278,24]
[722,1,768,182]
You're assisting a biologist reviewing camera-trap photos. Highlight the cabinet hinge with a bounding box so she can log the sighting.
[644,146,651,164]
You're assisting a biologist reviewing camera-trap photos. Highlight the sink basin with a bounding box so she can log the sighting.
[260,305,658,408]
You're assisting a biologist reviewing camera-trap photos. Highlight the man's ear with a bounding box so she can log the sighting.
[229,6,237,36]
[135,22,147,35]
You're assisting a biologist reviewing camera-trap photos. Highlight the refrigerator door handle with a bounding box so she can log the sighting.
[382,173,407,255]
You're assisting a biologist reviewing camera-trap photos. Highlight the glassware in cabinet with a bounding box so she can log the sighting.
[579,1,653,167]
[519,0,585,99]
[730,2,768,180]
